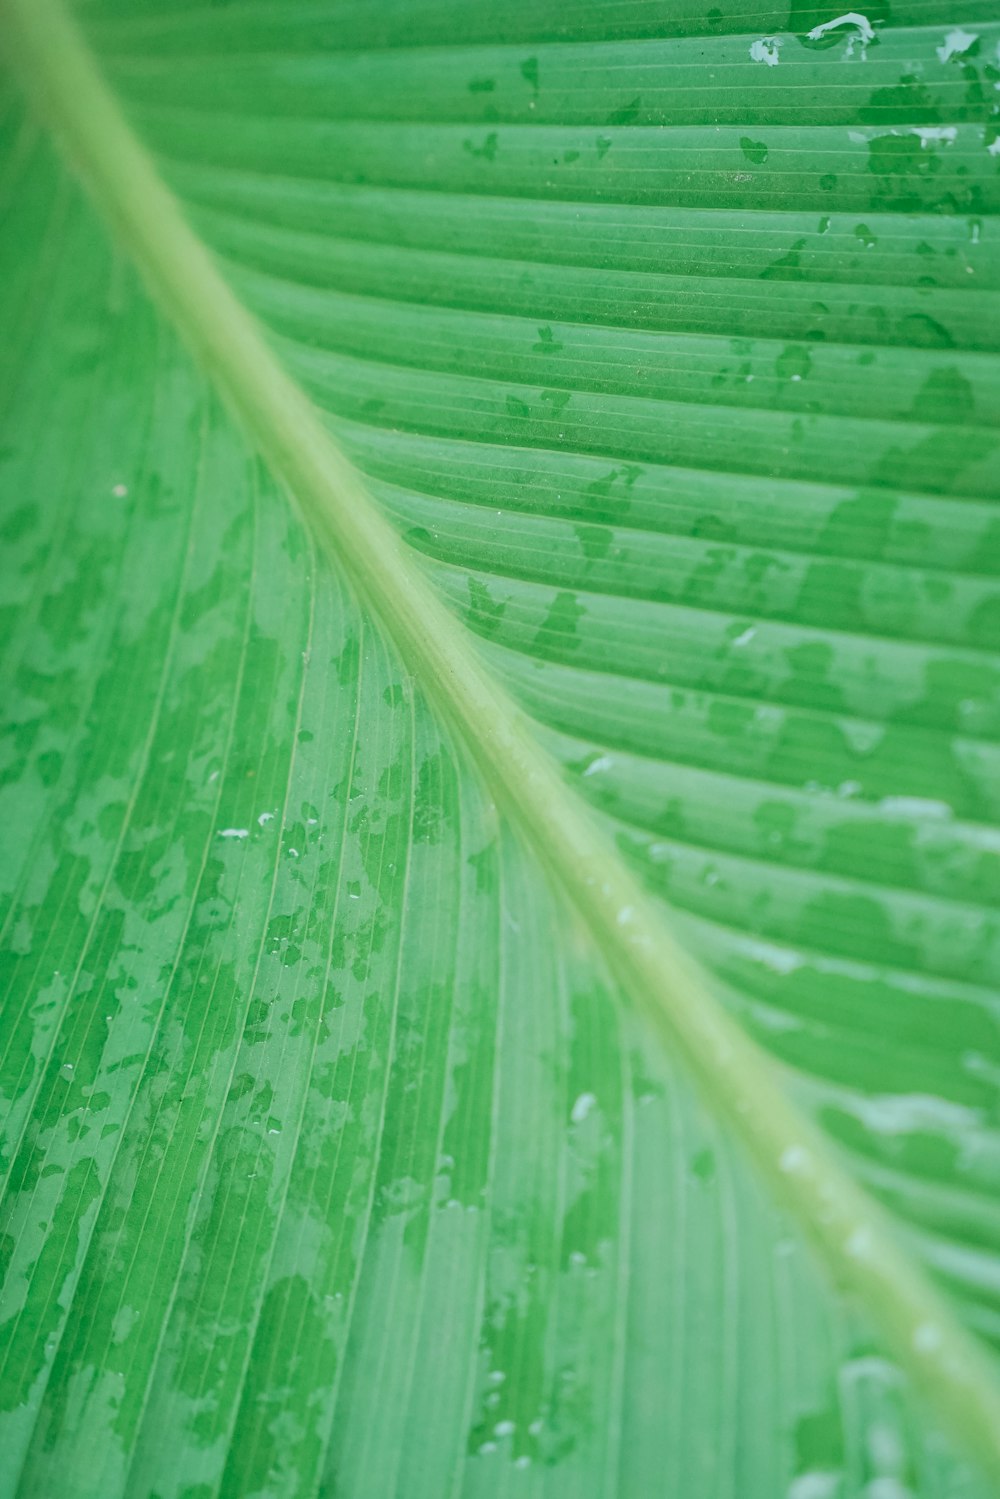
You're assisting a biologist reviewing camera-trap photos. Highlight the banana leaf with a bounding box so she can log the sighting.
[1,1,999,1495]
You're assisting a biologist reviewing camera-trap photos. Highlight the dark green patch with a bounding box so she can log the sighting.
[740,136,769,165]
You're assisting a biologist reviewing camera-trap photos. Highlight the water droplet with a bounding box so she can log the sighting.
[787,1475,840,1499]
[936,27,977,63]
[878,795,951,820]
[582,754,613,778]
[806,12,875,59]
[571,1092,597,1124]
[749,37,781,66]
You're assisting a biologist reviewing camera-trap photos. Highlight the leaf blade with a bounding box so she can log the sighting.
[1,2,1000,1487]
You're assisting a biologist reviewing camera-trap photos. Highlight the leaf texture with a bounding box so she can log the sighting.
[1,1,999,1496]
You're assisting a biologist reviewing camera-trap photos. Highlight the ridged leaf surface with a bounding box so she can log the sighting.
[1,1,999,1495]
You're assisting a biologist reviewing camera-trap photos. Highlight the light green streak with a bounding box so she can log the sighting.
[4,0,1000,1482]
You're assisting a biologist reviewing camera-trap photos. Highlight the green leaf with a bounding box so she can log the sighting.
[2,1,1000,1495]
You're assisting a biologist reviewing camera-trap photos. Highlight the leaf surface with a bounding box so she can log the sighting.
[1,1,1000,1495]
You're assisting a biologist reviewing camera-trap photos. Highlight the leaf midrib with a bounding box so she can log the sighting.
[4,0,1000,1482]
